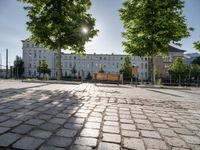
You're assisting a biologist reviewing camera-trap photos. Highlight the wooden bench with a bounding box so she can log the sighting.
[93,73,123,84]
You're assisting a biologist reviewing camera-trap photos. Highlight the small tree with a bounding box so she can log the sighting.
[168,58,188,84]
[192,56,200,65]
[120,56,132,80]
[13,56,24,78]
[99,65,105,73]
[71,63,77,78]
[86,72,92,80]
[194,41,200,51]
[37,60,51,78]
[189,64,200,80]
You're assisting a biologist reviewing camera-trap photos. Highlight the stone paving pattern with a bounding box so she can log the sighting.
[0,81,200,150]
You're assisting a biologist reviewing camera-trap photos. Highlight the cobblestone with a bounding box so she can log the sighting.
[1,82,200,150]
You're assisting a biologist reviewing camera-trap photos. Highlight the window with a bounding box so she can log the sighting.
[145,57,148,61]
[117,63,119,68]
[74,56,76,60]
[104,57,106,60]
[27,44,29,47]
[141,63,143,69]
[100,57,102,60]
[141,57,143,61]
[121,57,123,60]
[145,63,147,69]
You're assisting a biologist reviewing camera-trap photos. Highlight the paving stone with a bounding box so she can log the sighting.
[180,135,200,144]
[173,128,194,135]
[68,117,85,124]
[137,124,154,130]
[144,138,168,150]
[38,114,52,121]
[98,142,120,150]
[141,130,161,139]
[26,118,45,126]
[172,148,189,150]
[56,128,77,137]
[123,138,145,150]
[48,136,72,147]
[103,125,120,134]
[70,145,92,150]
[85,122,101,129]
[15,115,32,121]
[132,114,147,119]
[80,128,99,138]
[49,118,66,125]
[121,123,136,130]
[166,122,183,128]
[0,119,22,128]
[153,123,169,128]
[135,119,151,124]
[165,137,188,148]
[104,121,119,126]
[161,117,176,122]
[157,128,177,137]
[148,117,163,123]
[13,136,44,150]
[0,132,21,147]
[120,118,134,124]
[12,124,34,134]
[74,137,97,147]
[121,130,139,137]
[102,133,121,143]
[0,116,10,122]
[64,123,83,130]
[40,123,60,131]
[0,126,10,134]
[87,117,102,123]
[104,116,118,121]
[30,130,52,139]
[39,144,65,150]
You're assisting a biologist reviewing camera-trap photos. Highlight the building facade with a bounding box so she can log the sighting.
[22,40,149,80]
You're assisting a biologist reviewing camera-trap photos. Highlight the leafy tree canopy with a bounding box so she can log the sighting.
[189,64,200,78]
[18,0,98,80]
[13,56,24,78]
[168,57,187,75]
[120,56,132,79]
[37,59,51,75]
[119,0,193,56]
[192,56,200,65]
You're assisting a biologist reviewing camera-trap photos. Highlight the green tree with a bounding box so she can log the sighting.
[168,58,188,83]
[18,0,98,80]
[99,65,105,73]
[13,56,24,78]
[37,60,51,78]
[192,56,200,65]
[189,64,200,80]
[120,56,132,80]
[71,63,77,78]
[194,41,200,51]
[119,0,192,84]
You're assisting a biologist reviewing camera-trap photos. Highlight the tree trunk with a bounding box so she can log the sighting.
[57,40,62,80]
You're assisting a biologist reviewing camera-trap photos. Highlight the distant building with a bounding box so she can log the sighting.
[22,40,149,80]
[152,45,186,78]
[184,53,200,65]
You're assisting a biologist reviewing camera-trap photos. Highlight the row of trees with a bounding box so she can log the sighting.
[168,57,200,84]
[17,0,200,82]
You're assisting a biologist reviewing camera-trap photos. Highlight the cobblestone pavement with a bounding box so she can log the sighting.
[0,81,200,150]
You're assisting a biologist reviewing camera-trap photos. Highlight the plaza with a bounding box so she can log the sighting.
[0,80,200,150]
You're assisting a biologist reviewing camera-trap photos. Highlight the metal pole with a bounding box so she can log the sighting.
[6,49,8,78]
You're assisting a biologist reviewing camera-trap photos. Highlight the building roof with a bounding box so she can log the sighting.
[168,45,186,53]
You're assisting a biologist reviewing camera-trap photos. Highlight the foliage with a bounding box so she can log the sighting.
[192,56,200,65]
[13,56,24,78]
[168,57,188,81]
[37,60,51,77]
[86,72,92,80]
[43,74,50,80]
[120,56,132,80]
[119,0,192,84]
[194,41,200,51]
[99,65,105,73]
[119,0,192,56]
[18,0,98,80]
[189,64,200,79]
[71,63,77,77]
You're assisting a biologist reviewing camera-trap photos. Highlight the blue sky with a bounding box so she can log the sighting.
[0,0,200,67]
